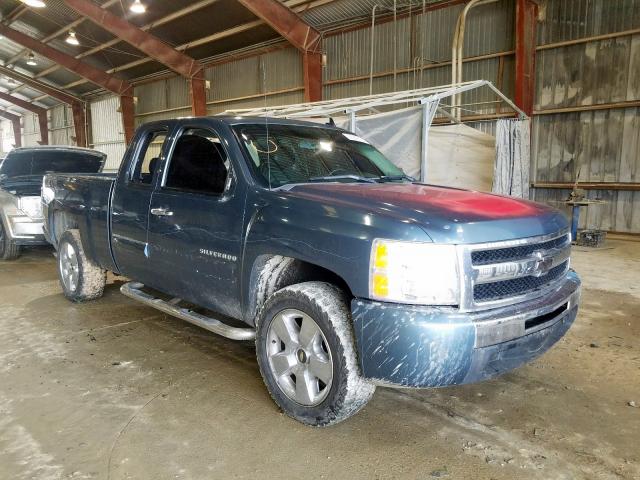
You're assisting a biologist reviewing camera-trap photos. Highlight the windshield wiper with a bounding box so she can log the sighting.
[308,175,377,184]
[376,174,415,183]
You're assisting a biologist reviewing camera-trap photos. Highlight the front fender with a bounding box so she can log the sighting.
[240,191,430,320]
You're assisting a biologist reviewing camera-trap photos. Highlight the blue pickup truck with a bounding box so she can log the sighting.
[43,117,581,426]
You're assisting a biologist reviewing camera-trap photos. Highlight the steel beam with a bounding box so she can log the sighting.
[0,25,132,96]
[0,25,134,144]
[6,0,119,67]
[237,0,323,101]
[303,52,322,102]
[0,66,83,106]
[64,0,207,116]
[515,0,537,116]
[0,92,49,145]
[237,0,322,51]
[0,67,87,147]
[71,102,88,148]
[0,110,22,148]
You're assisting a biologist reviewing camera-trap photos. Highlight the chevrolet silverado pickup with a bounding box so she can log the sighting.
[43,117,581,426]
[0,146,105,260]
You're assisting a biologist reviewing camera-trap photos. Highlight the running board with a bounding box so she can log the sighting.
[120,282,255,341]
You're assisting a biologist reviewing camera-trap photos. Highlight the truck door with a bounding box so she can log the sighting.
[111,124,171,283]
[147,123,246,319]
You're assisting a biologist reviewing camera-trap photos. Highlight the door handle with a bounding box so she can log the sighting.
[150,207,174,217]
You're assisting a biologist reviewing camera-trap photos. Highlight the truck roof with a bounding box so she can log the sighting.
[144,115,344,131]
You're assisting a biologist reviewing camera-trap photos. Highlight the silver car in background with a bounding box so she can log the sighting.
[0,146,106,260]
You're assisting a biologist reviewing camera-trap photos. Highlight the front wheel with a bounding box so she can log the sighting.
[57,229,106,302]
[256,282,375,426]
[0,221,21,261]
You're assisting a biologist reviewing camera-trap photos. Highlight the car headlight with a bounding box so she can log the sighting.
[42,176,55,205]
[369,239,460,305]
[18,196,43,220]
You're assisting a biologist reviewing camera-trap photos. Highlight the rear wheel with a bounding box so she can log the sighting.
[0,221,20,261]
[256,282,375,426]
[57,230,106,302]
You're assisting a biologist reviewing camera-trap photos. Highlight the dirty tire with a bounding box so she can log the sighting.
[256,281,375,426]
[0,221,20,261]
[57,229,106,302]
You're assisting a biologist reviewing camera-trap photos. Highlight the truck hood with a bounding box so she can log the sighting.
[284,183,568,243]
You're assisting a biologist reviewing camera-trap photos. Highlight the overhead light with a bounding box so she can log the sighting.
[66,30,79,46]
[20,0,46,7]
[130,0,146,13]
[26,52,37,66]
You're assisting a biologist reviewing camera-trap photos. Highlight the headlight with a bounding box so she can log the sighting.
[18,196,43,220]
[42,176,55,205]
[369,239,460,305]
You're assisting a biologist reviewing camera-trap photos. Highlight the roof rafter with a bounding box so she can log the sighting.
[0,23,134,143]
[30,0,332,101]
[13,0,218,95]
[6,0,120,67]
[0,91,48,144]
[64,0,207,115]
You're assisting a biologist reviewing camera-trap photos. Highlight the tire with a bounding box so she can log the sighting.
[57,229,106,302]
[0,220,21,261]
[255,281,375,426]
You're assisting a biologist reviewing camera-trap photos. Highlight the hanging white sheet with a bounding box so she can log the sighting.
[493,118,531,199]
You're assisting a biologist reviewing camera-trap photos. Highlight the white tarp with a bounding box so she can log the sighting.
[493,118,531,199]
[334,106,423,178]
[426,124,495,192]
[333,106,495,192]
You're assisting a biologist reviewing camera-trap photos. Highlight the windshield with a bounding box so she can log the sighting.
[0,150,104,178]
[233,123,406,188]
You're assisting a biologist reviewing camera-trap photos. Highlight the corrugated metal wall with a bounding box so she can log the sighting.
[21,111,42,147]
[49,104,75,146]
[91,95,127,171]
[323,0,515,109]
[532,0,640,233]
[206,47,304,114]
[132,48,305,124]
[20,105,73,148]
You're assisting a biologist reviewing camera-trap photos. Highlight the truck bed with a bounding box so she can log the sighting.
[45,172,117,270]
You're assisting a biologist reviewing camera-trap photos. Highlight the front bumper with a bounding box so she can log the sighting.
[351,270,581,388]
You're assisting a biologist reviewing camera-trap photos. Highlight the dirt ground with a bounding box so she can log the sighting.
[0,239,639,480]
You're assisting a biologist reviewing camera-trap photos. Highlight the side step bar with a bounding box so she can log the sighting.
[120,282,256,341]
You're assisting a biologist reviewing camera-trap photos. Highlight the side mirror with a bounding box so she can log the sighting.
[0,174,7,183]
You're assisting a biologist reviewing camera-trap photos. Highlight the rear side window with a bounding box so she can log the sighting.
[163,128,229,195]
[131,130,168,184]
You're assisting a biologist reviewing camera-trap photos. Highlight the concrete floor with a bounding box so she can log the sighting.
[1,240,639,480]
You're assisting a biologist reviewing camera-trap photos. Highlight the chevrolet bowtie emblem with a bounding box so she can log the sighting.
[532,251,554,277]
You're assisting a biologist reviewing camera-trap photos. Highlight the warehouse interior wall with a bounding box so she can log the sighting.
[45,0,637,233]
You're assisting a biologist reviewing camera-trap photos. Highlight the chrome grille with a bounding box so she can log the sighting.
[471,234,570,265]
[460,230,572,312]
[473,261,569,302]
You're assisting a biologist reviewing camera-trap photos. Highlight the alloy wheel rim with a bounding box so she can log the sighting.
[266,308,333,406]
[59,241,79,292]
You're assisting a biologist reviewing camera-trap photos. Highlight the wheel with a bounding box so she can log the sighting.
[0,220,20,261]
[256,282,375,426]
[57,229,106,302]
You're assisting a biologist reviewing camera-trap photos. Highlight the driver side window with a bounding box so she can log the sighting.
[163,128,230,196]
